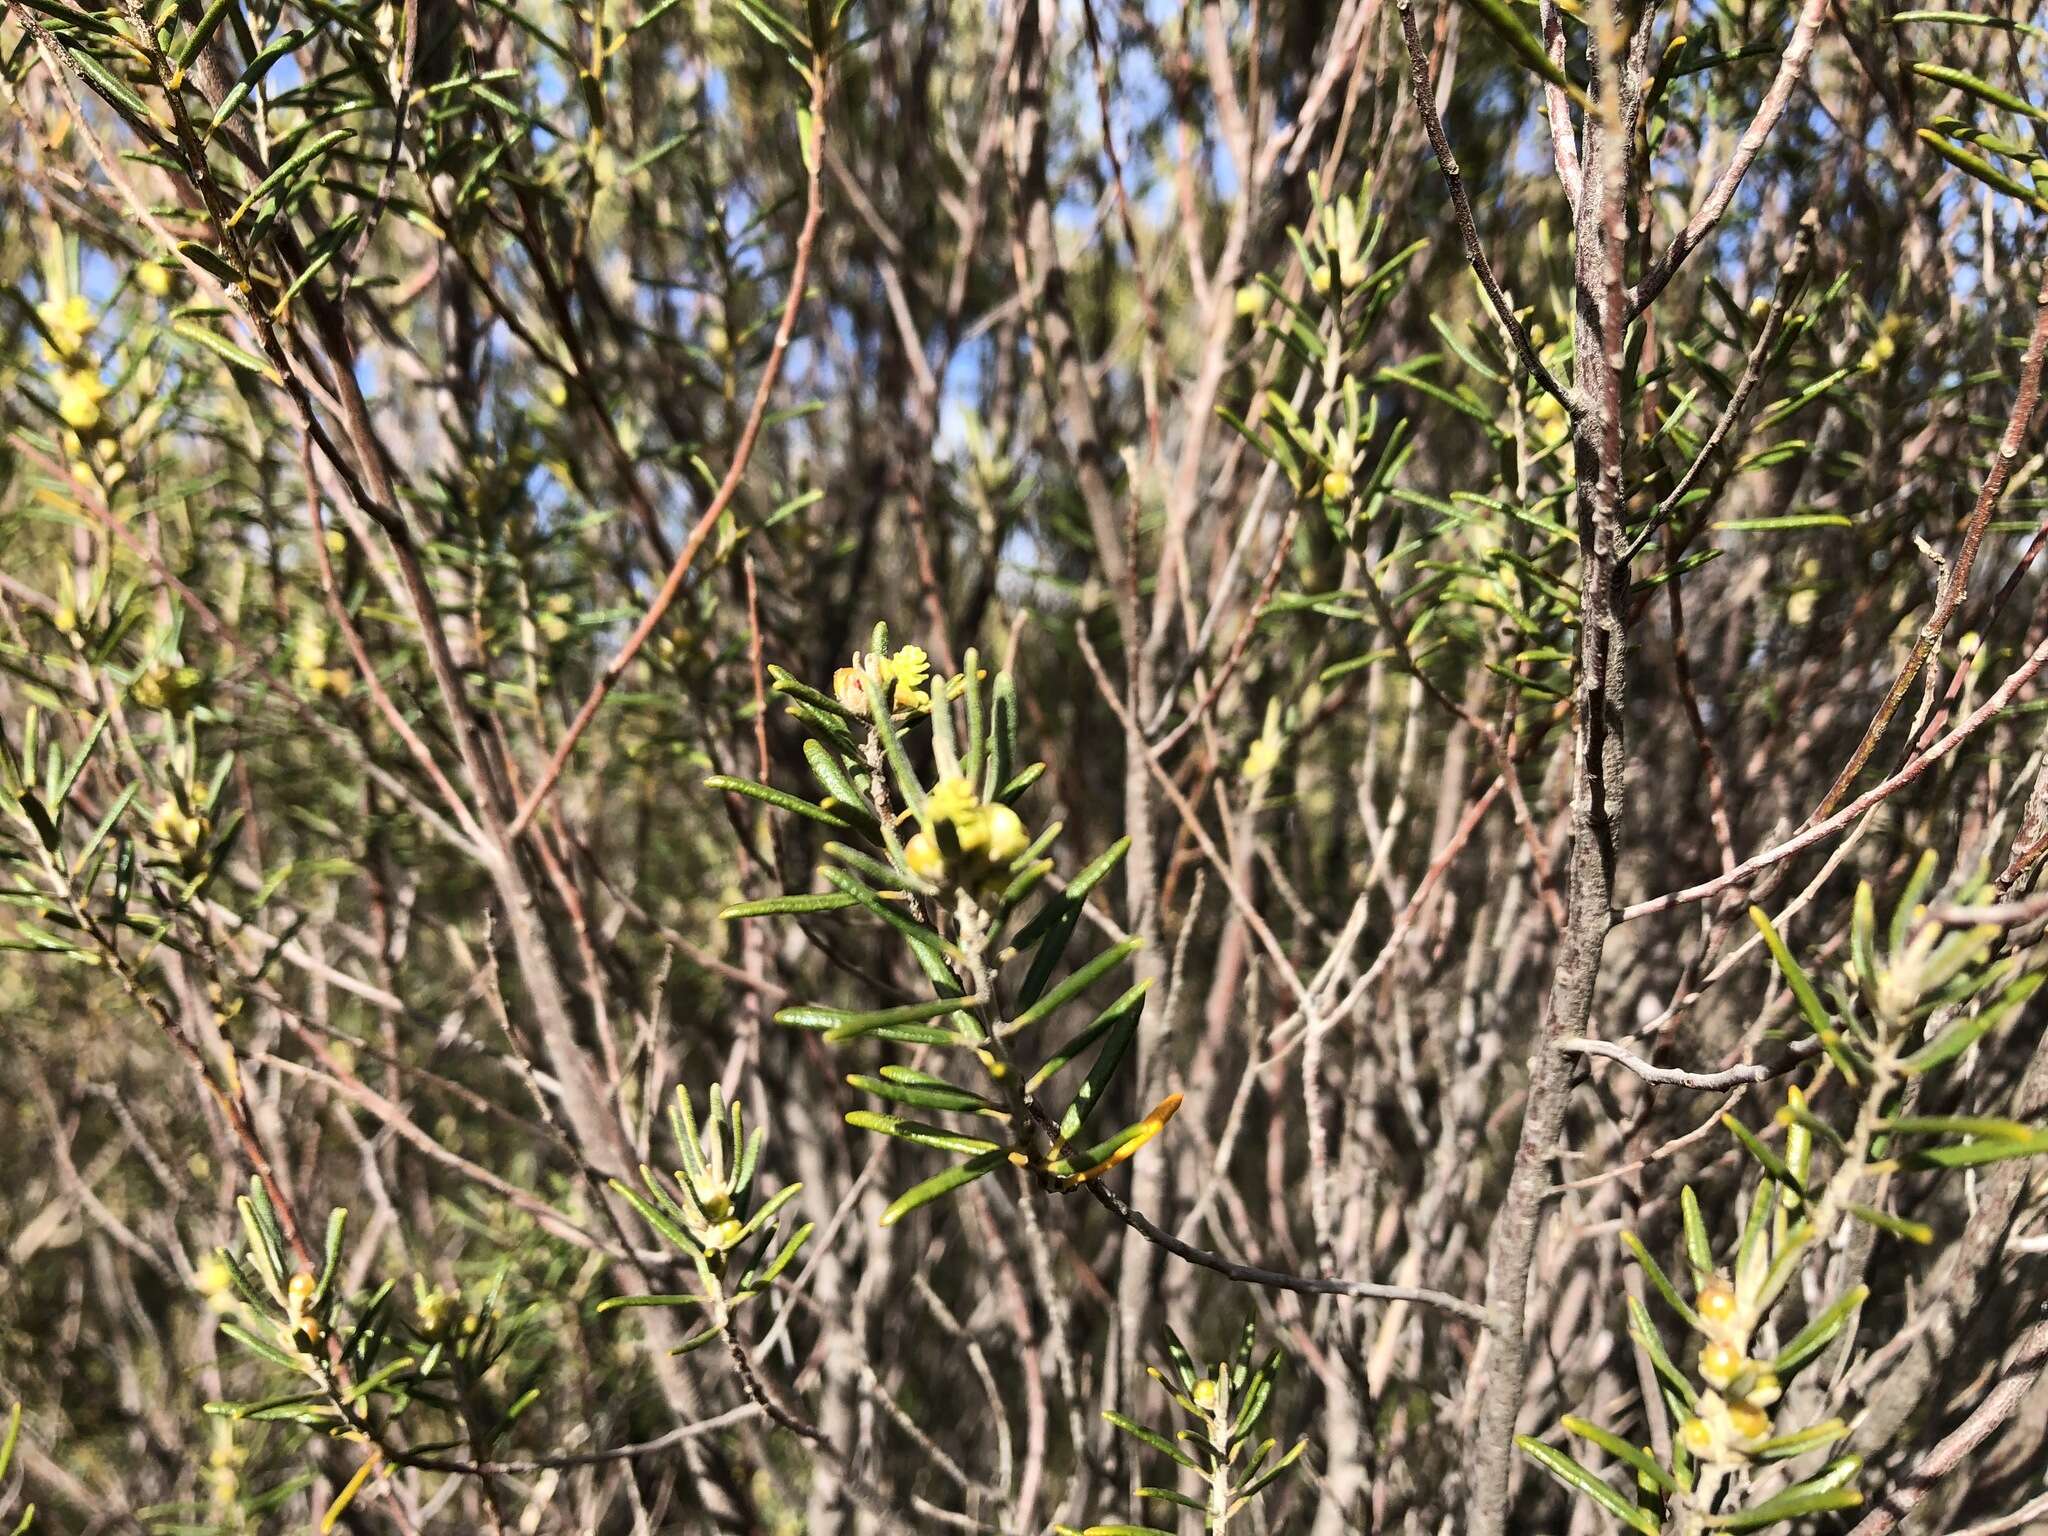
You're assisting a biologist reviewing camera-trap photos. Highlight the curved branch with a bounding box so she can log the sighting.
[1079,1179,1503,1329]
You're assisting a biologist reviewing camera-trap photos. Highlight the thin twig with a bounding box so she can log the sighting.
[1557,1034,1820,1091]
[1077,1179,1502,1329]
[508,65,832,837]
[1627,0,1829,316]
[1394,0,1574,412]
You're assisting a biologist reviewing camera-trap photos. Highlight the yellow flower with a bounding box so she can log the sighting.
[1699,1340,1743,1390]
[132,663,204,716]
[1725,1401,1771,1443]
[833,642,934,716]
[927,775,979,826]
[886,644,931,711]
[151,800,208,852]
[905,829,946,882]
[283,1270,323,1348]
[1192,1378,1218,1408]
[136,261,172,297]
[1234,284,1263,319]
[1697,1279,1739,1328]
[294,616,329,673]
[1321,469,1353,500]
[1680,1391,1773,1466]
[1244,734,1282,782]
[37,293,93,358]
[195,1255,238,1313]
[414,1282,459,1340]
[981,803,1028,864]
[912,777,1032,889]
[56,369,109,431]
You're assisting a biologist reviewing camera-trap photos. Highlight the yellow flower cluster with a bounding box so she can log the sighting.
[193,1254,240,1315]
[537,591,576,644]
[131,661,205,716]
[151,798,210,856]
[833,643,931,716]
[294,616,353,698]
[37,292,93,358]
[1678,1276,1782,1465]
[282,1270,323,1350]
[57,369,110,431]
[206,1432,246,1505]
[38,293,114,435]
[413,1278,459,1340]
[905,776,1029,890]
[1243,698,1285,782]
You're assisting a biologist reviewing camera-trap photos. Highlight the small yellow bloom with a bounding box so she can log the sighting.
[692,1180,733,1221]
[195,1255,238,1313]
[1681,1391,1772,1465]
[905,829,946,883]
[56,369,109,431]
[1697,1279,1739,1327]
[912,777,1032,890]
[414,1282,458,1340]
[1243,734,1282,782]
[1192,1378,1218,1408]
[982,803,1028,864]
[888,644,931,711]
[1321,470,1353,500]
[1234,284,1263,319]
[37,293,93,357]
[927,776,980,827]
[151,800,208,852]
[132,663,204,716]
[136,261,172,297]
[1726,1401,1771,1443]
[1698,1340,1743,1390]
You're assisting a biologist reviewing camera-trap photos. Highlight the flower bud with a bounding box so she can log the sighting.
[983,804,1028,865]
[833,666,869,717]
[1697,1279,1739,1327]
[1699,1340,1743,1389]
[905,830,945,882]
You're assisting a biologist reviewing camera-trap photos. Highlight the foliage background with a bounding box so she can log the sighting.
[3,0,2048,1528]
